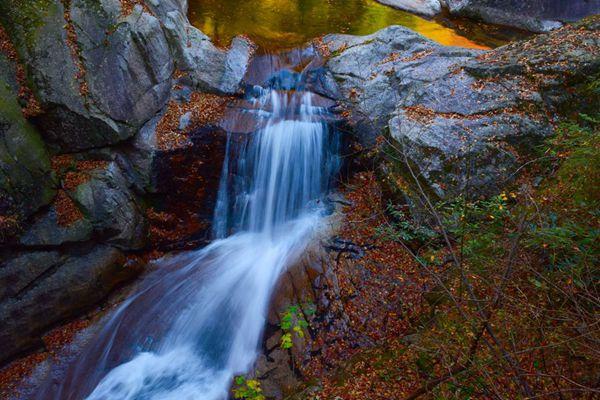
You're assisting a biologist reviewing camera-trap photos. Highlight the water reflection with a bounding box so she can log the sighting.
[188,0,521,50]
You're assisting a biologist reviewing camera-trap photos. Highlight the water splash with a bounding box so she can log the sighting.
[33,80,338,399]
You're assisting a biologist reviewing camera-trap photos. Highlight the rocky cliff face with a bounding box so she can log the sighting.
[0,0,253,364]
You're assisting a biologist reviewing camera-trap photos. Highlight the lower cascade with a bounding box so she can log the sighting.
[35,73,339,399]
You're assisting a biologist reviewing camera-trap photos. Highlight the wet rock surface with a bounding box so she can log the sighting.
[257,213,351,399]
[257,182,418,399]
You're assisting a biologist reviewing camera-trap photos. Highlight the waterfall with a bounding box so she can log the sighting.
[34,70,338,399]
[214,90,338,237]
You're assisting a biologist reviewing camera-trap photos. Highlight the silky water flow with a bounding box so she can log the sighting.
[31,61,339,400]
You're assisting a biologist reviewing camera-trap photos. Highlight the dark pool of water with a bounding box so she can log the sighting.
[188,0,528,50]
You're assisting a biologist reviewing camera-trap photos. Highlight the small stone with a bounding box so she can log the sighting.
[179,111,192,131]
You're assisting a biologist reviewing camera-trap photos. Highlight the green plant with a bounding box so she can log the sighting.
[279,304,310,349]
[376,202,439,243]
[233,376,265,400]
[528,114,600,270]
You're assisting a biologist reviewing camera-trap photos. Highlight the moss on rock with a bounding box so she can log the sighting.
[0,71,55,239]
[0,0,56,55]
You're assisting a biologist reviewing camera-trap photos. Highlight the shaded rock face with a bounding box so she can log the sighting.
[0,245,140,363]
[0,0,253,364]
[148,126,228,249]
[446,0,600,32]
[0,76,55,238]
[72,162,148,250]
[18,207,93,247]
[322,18,600,200]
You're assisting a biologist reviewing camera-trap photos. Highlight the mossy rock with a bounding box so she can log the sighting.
[0,0,56,53]
[0,72,55,239]
[572,13,600,30]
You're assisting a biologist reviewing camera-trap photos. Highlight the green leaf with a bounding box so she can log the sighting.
[280,333,293,349]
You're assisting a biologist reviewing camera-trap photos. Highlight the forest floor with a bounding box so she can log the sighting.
[295,111,599,399]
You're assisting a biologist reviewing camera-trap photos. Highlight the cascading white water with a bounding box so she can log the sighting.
[33,78,338,399]
[214,90,338,238]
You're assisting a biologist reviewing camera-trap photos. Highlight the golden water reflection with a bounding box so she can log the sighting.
[188,0,520,50]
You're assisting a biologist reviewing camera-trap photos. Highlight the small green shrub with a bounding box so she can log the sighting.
[279,304,311,349]
[529,113,600,271]
[233,376,265,400]
[376,202,438,243]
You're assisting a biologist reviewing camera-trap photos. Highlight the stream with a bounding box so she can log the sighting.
[188,0,527,50]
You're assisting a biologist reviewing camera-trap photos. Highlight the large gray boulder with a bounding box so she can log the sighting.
[446,0,600,32]
[0,0,252,154]
[160,9,254,93]
[0,1,119,152]
[389,109,553,197]
[323,26,479,144]
[323,17,600,199]
[70,0,174,139]
[0,0,174,152]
